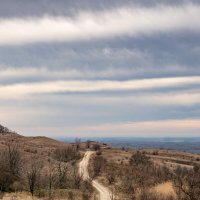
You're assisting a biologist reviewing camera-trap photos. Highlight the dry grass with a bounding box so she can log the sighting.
[1,132,199,200]
[0,133,71,165]
[2,192,40,200]
[2,190,83,200]
[102,147,199,169]
[102,148,133,164]
[152,182,176,198]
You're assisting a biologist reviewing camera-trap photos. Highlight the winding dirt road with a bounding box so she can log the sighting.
[79,151,111,200]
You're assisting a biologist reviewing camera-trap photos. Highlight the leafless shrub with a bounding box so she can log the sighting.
[72,164,82,189]
[96,150,102,156]
[129,151,150,166]
[26,161,42,196]
[173,165,200,200]
[54,162,68,189]
[152,150,159,155]
[105,163,116,184]
[91,156,106,178]
[75,138,81,151]
[54,146,81,162]
[0,142,22,192]
[93,144,101,151]
[86,140,91,149]
[81,180,93,200]
[46,159,58,200]
[106,151,174,199]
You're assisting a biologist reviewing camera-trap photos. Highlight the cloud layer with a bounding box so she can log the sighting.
[0,4,200,45]
[0,76,199,98]
[16,119,200,137]
[0,1,200,137]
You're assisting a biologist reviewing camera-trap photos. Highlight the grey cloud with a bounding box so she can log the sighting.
[1,0,198,18]
[0,4,200,46]
[0,92,199,131]
[0,0,199,137]
[0,32,199,84]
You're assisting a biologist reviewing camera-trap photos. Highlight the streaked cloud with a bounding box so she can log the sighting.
[75,119,200,137]
[0,65,199,82]
[0,3,200,45]
[0,1,200,137]
[16,119,200,137]
[0,66,151,81]
[0,76,199,98]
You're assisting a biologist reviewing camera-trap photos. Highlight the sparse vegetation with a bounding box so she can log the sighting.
[93,144,101,151]
[54,146,81,162]
[0,131,92,200]
[89,148,200,200]
[26,161,42,196]
[0,142,22,192]
[173,165,200,200]
[90,155,106,178]
[0,128,200,200]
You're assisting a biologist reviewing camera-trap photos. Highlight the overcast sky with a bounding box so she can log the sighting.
[0,0,200,137]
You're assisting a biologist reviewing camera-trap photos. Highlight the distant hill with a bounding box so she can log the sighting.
[0,124,71,161]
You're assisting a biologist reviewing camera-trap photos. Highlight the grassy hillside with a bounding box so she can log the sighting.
[0,125,200,200]
[0,125,94,200]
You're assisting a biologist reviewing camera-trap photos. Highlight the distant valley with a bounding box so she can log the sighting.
[59,137,200,154]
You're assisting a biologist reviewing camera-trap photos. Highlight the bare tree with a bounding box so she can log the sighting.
[86,140,91,149]
[0,142,22,192]
[72,164,82,189]
[91,156,105,178]
[46,159,57,200]
[6,142,22,177]
[75,138,81,151]
[54,146,81,162]
[55,162,68,188]
[93,144,100,151]
[26,162,42,196]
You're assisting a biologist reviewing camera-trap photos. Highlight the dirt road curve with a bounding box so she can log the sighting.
[92,180,111,200]
[79,151,111,200]
[79,151,93,180]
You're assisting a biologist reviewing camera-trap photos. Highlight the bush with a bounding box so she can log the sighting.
[129,151,150,166]
[152,150,159,155]
[93,144,101,151]
[54,146,81,162]
[173,165,200,200]
[91,156,106,178]
[0,143,22,192]
[96,150,102,156]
